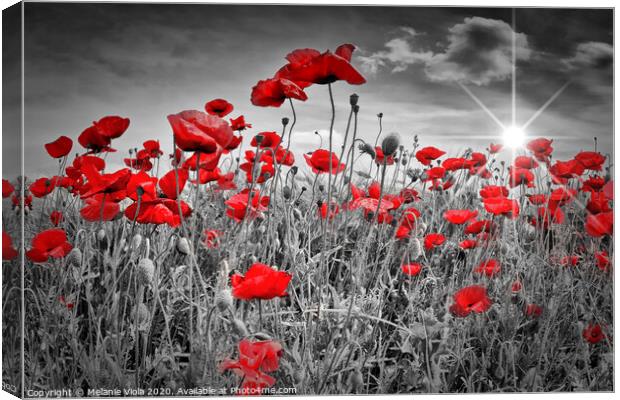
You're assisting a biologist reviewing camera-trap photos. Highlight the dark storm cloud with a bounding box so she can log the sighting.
[17,4,614,177]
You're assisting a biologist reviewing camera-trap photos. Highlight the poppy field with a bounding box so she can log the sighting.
[1,43,614,395]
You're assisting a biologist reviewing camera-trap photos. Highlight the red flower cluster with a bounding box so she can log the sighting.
[219,339,283,393]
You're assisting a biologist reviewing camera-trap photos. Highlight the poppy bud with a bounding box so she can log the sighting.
[401,156,408,166]
[97,228,106,242]
[215,289,233,312]
[352,105,359,114]
[66,248,82,267]
[291,166,298,175]
[318,185,325,192]
[176,237,191,255]
[282,186,292,199]
[136,258,155,287]
[349,369,364,392]
[232,318,249,337]
[132,234,143,250]
[410,238,422,259]
[350,93,359,106]
[358,142,375,159]
[381,132,400,157]
[377,112,383,119]
[282,117,289,126]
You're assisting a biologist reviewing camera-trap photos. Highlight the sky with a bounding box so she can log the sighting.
[6,3,614,178]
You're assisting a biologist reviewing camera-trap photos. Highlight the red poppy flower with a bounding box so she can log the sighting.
[449,285,492,317]
[489,143,503,154]
[80,194,121,222]
[524,304,543,318]
[143,140,163,158]
[422,167,446,181]
[527,194,548,205]
[50,211,63,226]
[2,231,18,260]
[124,156,153,172]
[474,259,501,277]
[585,211,613,237]
[230,115,252,131]
[125,198,192,227]
[444,209,478,225]
[216,172,237,191]
[511,281,522,292]
[45,135,73,158]
[12,194,32,211]
[194,167,222,185]
[94,116,130,139]
[219,339,283,393]
[582,323,605,344]
[240,161,275,184]
[225,189,270,222]
[375,147,395,165]
[508,167,535,188]
[78,125,113,153]
[349,197,394,216]
[399,188,419,203]
[2,179,14,198]
[464,219,494,235]
[251,132,281,149]
[168,110,234,153]
[159,169,189,200]
[513,155,539,169]
[125,171,158,202]
[319,202,340,220]
[26,228,73,263]
[263,146,295,166]
[224,135,242,153]
[203,229,223,249]
[575,151,606,171]
[401,263,422,276]
[304,149,345,175]
[549,159,585,184]
[533,205,565,228]
[459,239,478,249]
[183,150,222,171]
[479,185,508,199]
[587,191,611,214]
[251,77,308,107]
[29,177,59,198]
[205,98,234,117]
[79,168,130,200]
[415,146,446,166]
[231,263,292,300]
[442,158,471,171]
[468,152,487,169]
[483,197,519,219]
[526,138,553,162]
[595,251,610,272]
[276,44,366,86]
[424,233,445,250]
[560,255,580,267]
[581,176,606,193]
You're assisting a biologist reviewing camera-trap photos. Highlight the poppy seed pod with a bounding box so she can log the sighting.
[136,186,145,197]
[359,142,376,159]
[410,238,422,259]
[132,234,143,250]
[176,237,191,255]
[282,186,292,199]
[232,318,249,337]
[136,258,155,286]
[282,117,289,126]
[381,133,400,157]
[350,93,359,106]
[215,289,233,312]
[66,248,82,267]
[352,105,359,114]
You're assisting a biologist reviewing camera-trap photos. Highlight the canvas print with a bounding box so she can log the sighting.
[1,2,614,397]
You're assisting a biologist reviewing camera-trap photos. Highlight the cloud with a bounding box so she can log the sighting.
[561,41,612,96]
[425,17,531,85]
[356,28,433,75]
[562,41,612,70]
[359,17,532,86]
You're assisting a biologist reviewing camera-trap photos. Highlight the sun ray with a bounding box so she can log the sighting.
[522,81,572,131]
[458,82,506,130]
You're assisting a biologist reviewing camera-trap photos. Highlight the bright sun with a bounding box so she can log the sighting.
[502,126,526,148]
